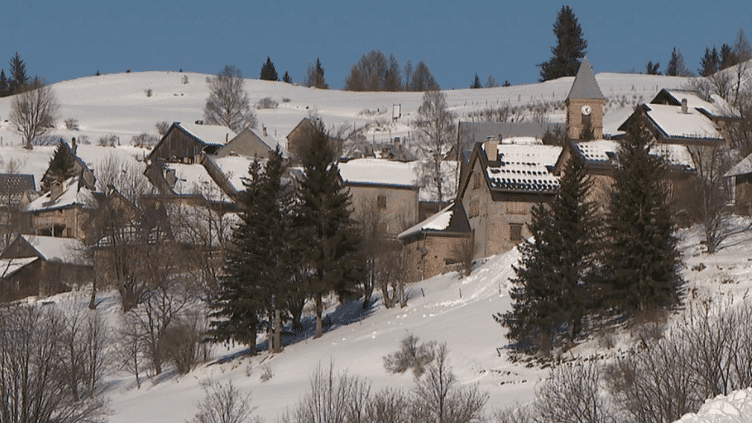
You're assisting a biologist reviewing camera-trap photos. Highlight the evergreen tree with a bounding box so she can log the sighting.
[0,70,8,97]
[720,43,736,69]
[259,57,279,81]
[645,60,661,75]
[666,47,690,76]
[496,154,599,353]
[599,117,682,318]
[304,58,328,89]
[295,121,363,339]
[209,148,294,354]
[537,5,588,82]
[698,46,720,76]
[8,52,27,93]
[471,73,482,89]
[282,71,292,84]
[41,141,78,192]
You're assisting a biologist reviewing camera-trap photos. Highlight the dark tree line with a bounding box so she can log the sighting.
[343,50,439,92]
[498,117,682,354]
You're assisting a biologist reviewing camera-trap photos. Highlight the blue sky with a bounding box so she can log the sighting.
[1,0,750,89]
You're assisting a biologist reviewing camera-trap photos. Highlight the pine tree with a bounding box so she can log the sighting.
[209,148,294,354]
[41,141,78,192]
[599,117,682,318]
[698,46,720,76]
[666,47,690,76]
[259,57,279,81]
[537,5,588,82]
[0,70,8,97]
[304,58,328,89]
[282,71,292,84]
[496,154,599,353]
[471,73,482,89]
[720,43,736,70]
[295,121,363,339]
[8,52,28,93]
[645,60,661,75]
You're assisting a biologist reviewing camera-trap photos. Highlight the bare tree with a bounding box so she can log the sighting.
[686,144,739,253]
[95,152,151,204]
[731,28,752,109]
[9,78,60,149]
[204,65,257,132]
[410,343,488,423]
[189,380,257,423]
[413,90,457,205]
[0,304,110,423]
[383,333,437,378]
[303,58,328,89]
[535,361,612,423]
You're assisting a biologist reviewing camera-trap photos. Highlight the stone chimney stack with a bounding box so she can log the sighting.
[681,98,688,114]
[71,137,77,155]
[484,138,498,162]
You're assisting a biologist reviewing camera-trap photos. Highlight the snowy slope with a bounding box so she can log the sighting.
[2,70,749,422]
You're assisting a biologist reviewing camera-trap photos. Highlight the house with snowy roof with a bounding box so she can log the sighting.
[338,158,421,238]
[617,88,733,146]
[554,139,696,221]
[0,234,92,302]
[24,174,97,240]
[725,153,752,216]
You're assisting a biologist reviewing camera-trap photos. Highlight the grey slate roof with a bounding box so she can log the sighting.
[566,58,606,101]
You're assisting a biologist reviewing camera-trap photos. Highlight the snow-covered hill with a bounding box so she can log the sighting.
[3,71,751,422]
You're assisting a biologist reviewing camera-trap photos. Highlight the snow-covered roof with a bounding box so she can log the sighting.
[179,123,236,145]
[166,163,231,202]
[726,152,752,177]
[0,257,39,278]
[485,145,562,193]
[397,202,470,239]
[25,175,95,212]
[643,104,723,141]
[250,127,288,156]
[205,155,255,193]
[572,139,694,170]
[20,235,90,265]
[657,89,736,118]
[338,158,419,188]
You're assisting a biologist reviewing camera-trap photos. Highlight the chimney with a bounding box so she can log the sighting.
[263,126,267,137]
[484,138,498,162]
[71,137,77,154]
[50,180,63,200]
[681,98,688,113]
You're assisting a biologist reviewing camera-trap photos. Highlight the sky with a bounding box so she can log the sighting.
[1,0,751,90]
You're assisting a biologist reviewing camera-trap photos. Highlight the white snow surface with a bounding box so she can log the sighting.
[677,389,752,423]
[398,202,455,238]
[645,103,723,140]
[22,235,90,265]
[4,70,752,422]
[338,158,419,187]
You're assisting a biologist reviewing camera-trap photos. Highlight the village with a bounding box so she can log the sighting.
[0,59,745,297]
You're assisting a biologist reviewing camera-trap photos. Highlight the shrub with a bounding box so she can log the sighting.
[255,97,278,109]
[160,316,203,374]
[182,75,189,84]
[131,132,159,148]
[189,380,257,423]
[65,118,79,130]
[145,88,152,97]
[383,333,436,377]
[97,134,119,147]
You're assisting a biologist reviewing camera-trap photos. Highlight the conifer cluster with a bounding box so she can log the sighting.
[499,119,682,354]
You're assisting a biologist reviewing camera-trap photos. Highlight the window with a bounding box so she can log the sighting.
[377,195,387,210]
[509,223,523,242]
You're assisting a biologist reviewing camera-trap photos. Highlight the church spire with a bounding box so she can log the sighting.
[567,57,605,101]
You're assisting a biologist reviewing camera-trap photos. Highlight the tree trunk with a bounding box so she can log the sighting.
[314,294,323,339]
[89,280,97,310]
[273,308,282,353]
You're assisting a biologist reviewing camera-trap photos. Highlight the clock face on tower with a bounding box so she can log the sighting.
[581,105,592,116]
